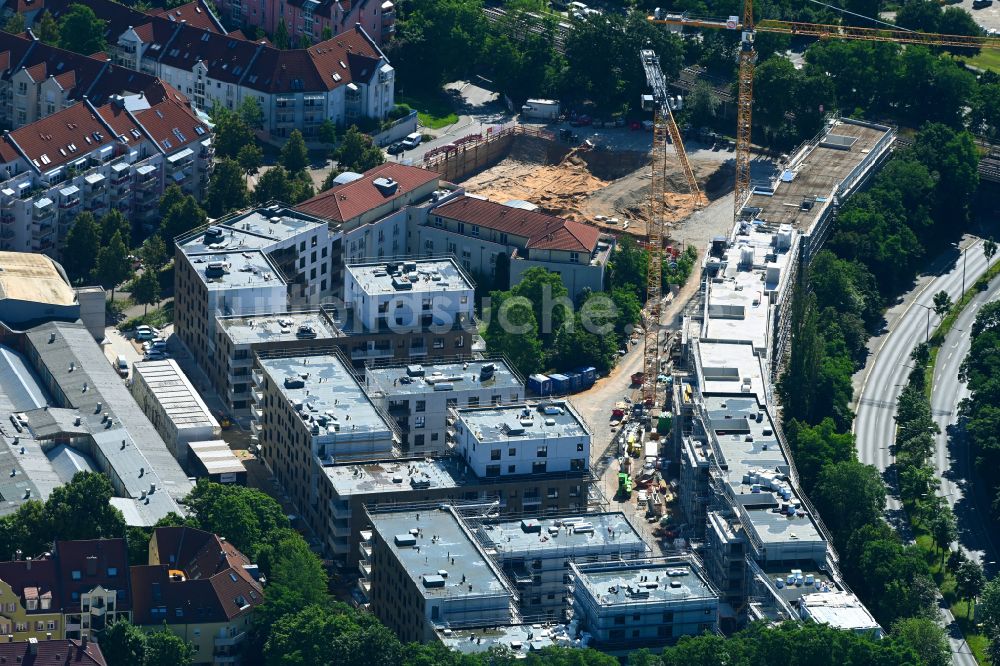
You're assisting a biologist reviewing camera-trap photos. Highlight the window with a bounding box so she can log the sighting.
[467,396,479,407]
[446,398,458,408]
[486,464,501,476]
[415,400,426,412]
[456,337,465,348]
[471,225,480,237]
[537,445,548,458]
[508,447,517,457]
[433,338,444,349]
[532,461,547,474]
[662,612,674,622]
[614,616,626,625]
[632,629,640,638]
[658,625,670,637]
[431,433,439,441]
[492,394,502,405]
[508,465,516,473]
[577,442,585,451]
[414,416,425,428]
[414,434,425,446]
[570,252,580,263]
[491,449,501,461]
[71,570,82,580]
[571,458,585,471]
[632,613,641,621]
[547,487,558,498]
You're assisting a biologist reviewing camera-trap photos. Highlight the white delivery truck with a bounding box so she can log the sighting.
[521,99,561,121]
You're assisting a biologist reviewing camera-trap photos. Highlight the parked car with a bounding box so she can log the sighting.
[114,355,129,378]
[973,0,992,8]
[134,325,156,341]
[142,338,167,352]
[144,350,167,361]
[386,141,405,155]
[401,132,422,149]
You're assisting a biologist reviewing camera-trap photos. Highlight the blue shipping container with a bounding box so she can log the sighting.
[574,366,597,387]
[565,371,583,393]
[527,373,552,396]
[548,373,571,394]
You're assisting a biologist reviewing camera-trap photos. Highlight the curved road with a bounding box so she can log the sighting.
[931,267,1000,574]
[854,239,987,666]
[855,240,987,500]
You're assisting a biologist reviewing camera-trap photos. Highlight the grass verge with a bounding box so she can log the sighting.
[924,257,1000,396]
[118,300,174,332]
[911,523,990,664]
[398,92,459,129]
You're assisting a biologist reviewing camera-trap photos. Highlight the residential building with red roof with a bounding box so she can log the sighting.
[294,162,462,288]
[115,21,394,141]
[0,89,213,256]
[52,539,130,643]
[0,638,107,666]
[0,558,62,642]
[131,526,264,665]
[416,195,614,299]
[213,0,395,49]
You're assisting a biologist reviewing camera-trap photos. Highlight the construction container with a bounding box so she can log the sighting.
[574,366,597,387]
[549,373,571,394]
[565,371,583,393]
[527,373,552,396]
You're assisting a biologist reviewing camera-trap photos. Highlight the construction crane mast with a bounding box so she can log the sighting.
[649,8,1000,222]
[638,49,703,408]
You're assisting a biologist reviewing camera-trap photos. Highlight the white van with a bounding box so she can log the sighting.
[401,132,422,149]
[115,355,129,378]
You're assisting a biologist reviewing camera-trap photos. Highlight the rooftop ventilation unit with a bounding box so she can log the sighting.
[204,226,224,243]
[480,364,496,381]
[406,365,425,377]
[372,177,398,196]
[205,262,226,278]
[392,276,412,290]
[394,534,417,547]
[284,376,305,389]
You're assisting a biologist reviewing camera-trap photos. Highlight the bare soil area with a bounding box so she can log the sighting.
[461,135,733,239]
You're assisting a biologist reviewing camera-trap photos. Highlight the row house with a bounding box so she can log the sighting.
[0,86,212,256]
[115,22,394,140]
[0,30,168,132]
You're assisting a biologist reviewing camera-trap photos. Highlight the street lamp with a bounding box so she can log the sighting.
[915,303,933,343]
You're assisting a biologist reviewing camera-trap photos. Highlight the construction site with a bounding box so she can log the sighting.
[424,128,739,253]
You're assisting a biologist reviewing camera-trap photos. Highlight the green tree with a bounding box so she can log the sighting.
[100,620,148,666]
[979,577,1000,635]
[389,0,488,87]
[331,125,385,176]
[274,19,290,49]
[145,628,194,666]
[484,292,543,376]
[61,212,101,284]
[158,184,185,218]
[44,472,125,541]
[281,129,310,174]
[182,481,289,559]
[263,604,335,666]
[139,235,168,272]
[160,196,207,248]
[510,267,570,341]
[551,295,619,374]
[57,3,107,55]
[206,158,249,217]
[955,559,986,617]
[783,418,855,494]
[101,209,132,247]
[254,166,313,205]
[985,239,998,267]
[608,235,648,301]
[93,230,133,300]
[130,269,161,315]
[36,10,60,45]
[890,618,950,666]
[318,119,338,145]
[610,287,641,344]
[4,13,25,33]
[237,143,263,183]
[211,106,256,158]
[929,507,958,564]
[0,501,49,562]
[812,460,885,550]
[684,81,720,125]
[238,97,264,130]
[932,290,952,317]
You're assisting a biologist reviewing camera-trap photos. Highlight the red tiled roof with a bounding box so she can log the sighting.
[0,639,107,666]
[0,558,61,612]
[432,196,602,253]
[24,61,47,82]
[296,162,440,224]
[53,539,131,613]
[7,102,120,172]
[132,93,210,154]
[306,28,382,91]
[130,527,263,626]
[148,0,226,34]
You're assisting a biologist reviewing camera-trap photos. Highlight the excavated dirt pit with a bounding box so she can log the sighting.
[461,136,731,238]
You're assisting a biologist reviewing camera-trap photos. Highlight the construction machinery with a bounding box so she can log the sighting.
[638,49,705,408]
[649,6,1000,223]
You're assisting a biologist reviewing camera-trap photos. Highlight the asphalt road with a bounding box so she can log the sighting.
[931,264,1000,574]
[855,240,987,506]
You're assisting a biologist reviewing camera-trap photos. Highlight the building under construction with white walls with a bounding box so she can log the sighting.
[673,117,894,633]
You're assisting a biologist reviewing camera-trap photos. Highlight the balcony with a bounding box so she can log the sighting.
[408,346,428,357]
[251,370,263,387]
[250,404,262,420]
[250,420,262,436]
[359,542,372,560]
[359,560,372,578]
[0,227,14,240]
[0,212,14,225]
[60,197,80,209]
[214,631,246,648]
[350,346,394,360]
